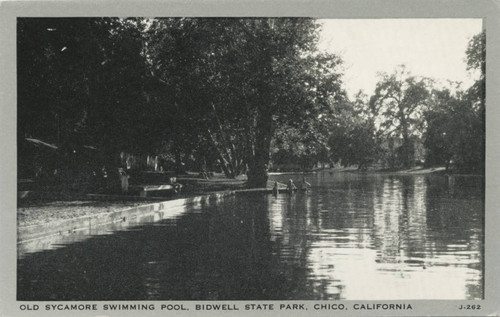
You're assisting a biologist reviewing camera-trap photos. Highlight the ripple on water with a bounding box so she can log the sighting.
[17,172,484,300]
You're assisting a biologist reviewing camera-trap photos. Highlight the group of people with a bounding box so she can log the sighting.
[272,176,311,195]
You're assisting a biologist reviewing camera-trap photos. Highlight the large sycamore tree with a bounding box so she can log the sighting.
[147,18,344,187]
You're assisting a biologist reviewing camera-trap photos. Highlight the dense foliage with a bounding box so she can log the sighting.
[423,31,485,173]
[17,18,485,188]
[369,66,431,169]
[18,18,346,186]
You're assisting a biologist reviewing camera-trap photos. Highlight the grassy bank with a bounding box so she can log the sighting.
[371,166,447,175]
[350,166,483,177]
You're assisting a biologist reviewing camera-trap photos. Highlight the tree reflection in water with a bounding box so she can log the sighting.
[18,172,483,300]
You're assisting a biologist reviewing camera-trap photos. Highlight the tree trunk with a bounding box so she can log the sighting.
[401,136,414,169]
[400,114,414,169]
[246,30,274,188]
[174,148,184,173]
[207,129,235,178]
[247,109,272,188]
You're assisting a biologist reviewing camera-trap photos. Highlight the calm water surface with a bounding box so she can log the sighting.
[18,171,484,300]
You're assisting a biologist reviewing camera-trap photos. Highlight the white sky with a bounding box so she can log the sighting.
[318,19,483,99]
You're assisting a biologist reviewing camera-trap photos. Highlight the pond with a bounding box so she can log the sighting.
[17,171,484,300]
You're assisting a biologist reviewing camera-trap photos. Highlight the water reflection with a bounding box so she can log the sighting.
[18,172,483,300]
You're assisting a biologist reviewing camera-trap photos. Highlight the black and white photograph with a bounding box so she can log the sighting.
[1,1,499,316]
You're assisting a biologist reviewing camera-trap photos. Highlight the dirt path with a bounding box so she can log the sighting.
[17,200,159,227]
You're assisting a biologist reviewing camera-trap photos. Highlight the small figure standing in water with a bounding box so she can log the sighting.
[272,181,279,196]
[287,179,297,193]
[118,168,130,193]
[301,176,311,191]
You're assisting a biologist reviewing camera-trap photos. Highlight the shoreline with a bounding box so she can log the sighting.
[270,166,447,175]
[309,166,484,177]
[17,177,274,228]
[17,191,238,257]
[17,167,483,228]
